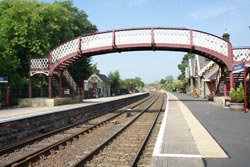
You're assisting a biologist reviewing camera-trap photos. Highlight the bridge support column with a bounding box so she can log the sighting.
[40,75,43,97]
[59,71,62,97]
[29,76,32,98]
[222,67,227,96]
[48,75,52,98]
[230,71,234,90]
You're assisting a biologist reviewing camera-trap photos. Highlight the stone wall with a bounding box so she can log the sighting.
[213,96,231,106]
[18,97,72,107]
[0,93,148,148]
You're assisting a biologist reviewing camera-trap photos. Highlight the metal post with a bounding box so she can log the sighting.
[82,80,85,99]
[6,83,8,106]
[59,71,62,97]
[48,75,52,98]
[222,67,227,96]
[213,79,216,93]
[210,79,213,93]
[244,63,247,112]
[230,71,234,89]
[40,75,43,97]
[203,80,205,97]
[29,75,32,98]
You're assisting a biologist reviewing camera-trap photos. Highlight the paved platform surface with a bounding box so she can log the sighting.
[0,93,142,123]
[1,92,250,167]
[153,92,250,167]
[152,93,227,167]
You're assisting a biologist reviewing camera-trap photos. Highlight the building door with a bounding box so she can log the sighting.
[93,83,97,97]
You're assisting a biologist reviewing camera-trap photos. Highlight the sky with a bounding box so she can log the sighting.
[44,0,250,83]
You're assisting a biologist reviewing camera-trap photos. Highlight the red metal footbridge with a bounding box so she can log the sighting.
[29,27,250,98]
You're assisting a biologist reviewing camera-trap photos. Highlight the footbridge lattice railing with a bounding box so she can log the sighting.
[30,28,239,76]
[28,27,250,98]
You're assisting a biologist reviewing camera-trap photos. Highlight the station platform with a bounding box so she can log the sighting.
[1,92,249,167]
[0,93,143,123]
[152,92,250,167]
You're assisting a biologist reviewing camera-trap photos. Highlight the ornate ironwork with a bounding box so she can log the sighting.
[30,57,48,69]
[115,29,151,45]
[233,48,250,61]
[193,31,228,56]
[28,27,248,98]
[81,32,113,50]
[154,29,190,45]
[52,38,79,63]
[29,28,237,77]
[30,57,49,76]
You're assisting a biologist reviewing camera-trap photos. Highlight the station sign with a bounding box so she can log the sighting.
[0,76,8,83]
[64,88,70,95]
[232,63,245,74]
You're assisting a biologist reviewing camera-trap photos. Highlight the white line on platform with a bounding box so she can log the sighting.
[153,153,202,158]
[152,93,169,156]
[152,93,202,159]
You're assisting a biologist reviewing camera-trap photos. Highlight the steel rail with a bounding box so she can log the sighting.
[73,94,160,167]
[129,94,165,167]
[0,94,151,157]
[3,94,154,167]
[1,112,107,155]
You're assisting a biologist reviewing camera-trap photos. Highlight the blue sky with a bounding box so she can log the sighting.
[45,0,250,83]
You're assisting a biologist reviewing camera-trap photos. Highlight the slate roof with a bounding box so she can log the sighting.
[187,55,217,78]
[96,73,111,83]
[206,66,220,80]
[198,56,210,70]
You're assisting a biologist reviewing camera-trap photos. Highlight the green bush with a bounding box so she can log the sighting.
[229,83,244,103]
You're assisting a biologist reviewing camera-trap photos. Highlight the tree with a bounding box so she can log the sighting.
[0,0,50,86]
[160,79,166,84]
[177,53,195,81]
[121,77,144,92]
[58,0,97,36]
[59,0,97,84]
[165,75,174,83]
[68,58,96,86]
[173,80,185,90]
[108,70,121,89]
[0,0,97,87]
[89,63,100,74]
[161,75,174,91]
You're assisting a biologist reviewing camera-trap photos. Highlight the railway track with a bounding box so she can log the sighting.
[74,92,164,167]
[136,97,165,167]
[0,93,157,167]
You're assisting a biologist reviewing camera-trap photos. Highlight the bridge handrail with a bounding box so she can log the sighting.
[48,28,231,68]
[63,69,77,92]
[233,47,250,62]
[30,27,236,75]
[30,57,49,76]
